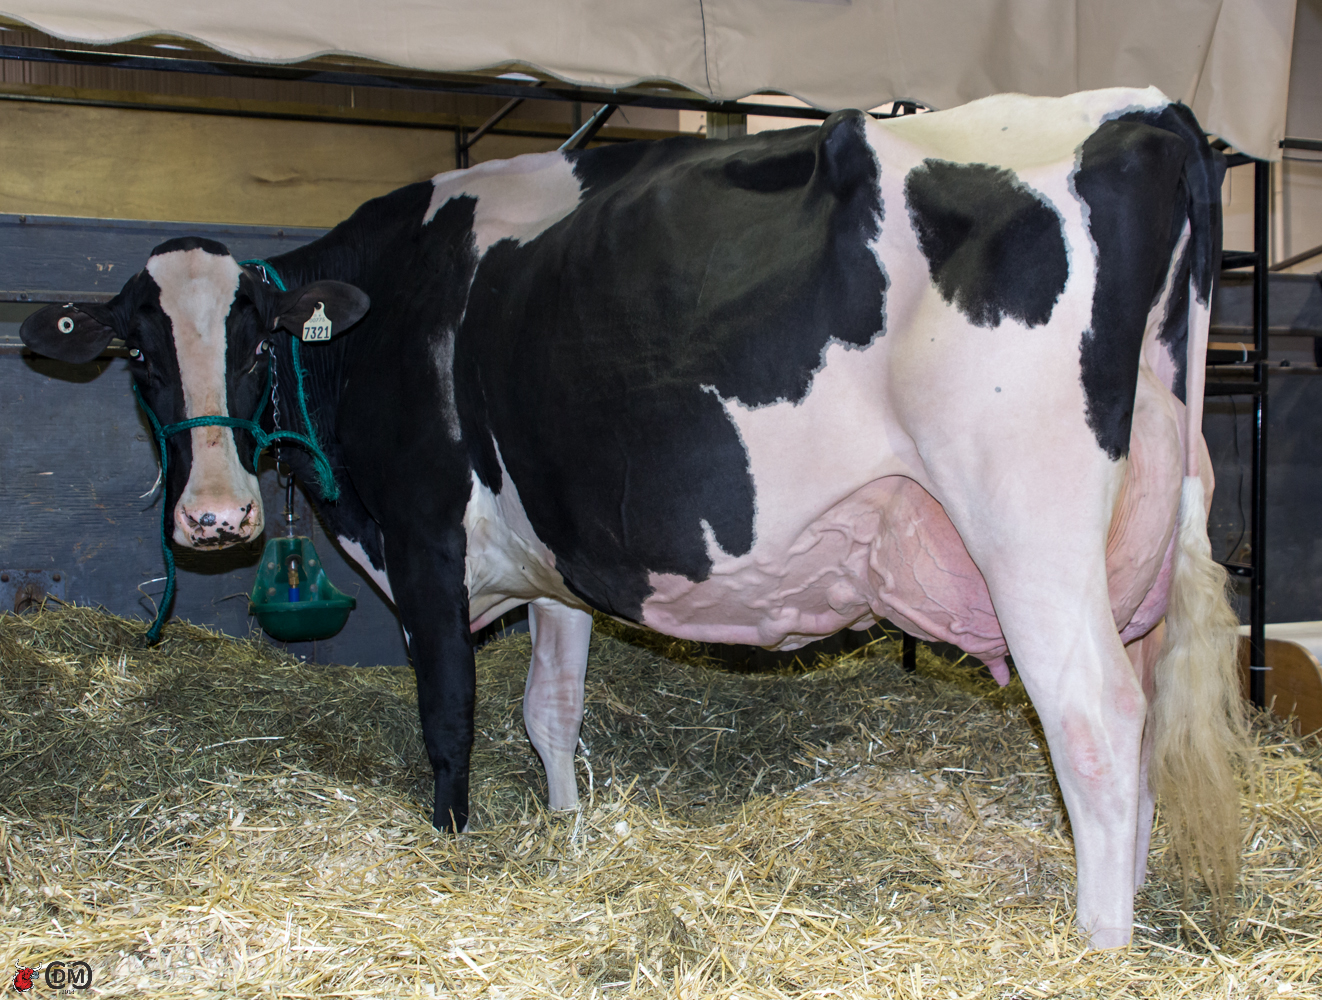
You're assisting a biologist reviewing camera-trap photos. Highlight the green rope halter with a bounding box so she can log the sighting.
[132,258,339,644]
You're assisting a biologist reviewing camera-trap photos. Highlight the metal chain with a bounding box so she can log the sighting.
[269,348,298,533]
[245,257,285,472]
[270,348,282,434]
[269,347,283,478]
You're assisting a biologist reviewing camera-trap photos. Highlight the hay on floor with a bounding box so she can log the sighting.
[0,603,1318,998]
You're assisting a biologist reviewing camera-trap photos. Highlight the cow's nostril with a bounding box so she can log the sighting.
[199,512,217,527]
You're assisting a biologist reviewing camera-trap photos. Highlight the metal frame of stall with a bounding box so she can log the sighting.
[1210,136,1322,709]
[1208,153,1271,708]
[0,39,1311,695]
[0,41,921,148]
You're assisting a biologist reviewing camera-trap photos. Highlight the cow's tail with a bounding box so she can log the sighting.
[1147,102,1248,922]
[1149,476,1247,918]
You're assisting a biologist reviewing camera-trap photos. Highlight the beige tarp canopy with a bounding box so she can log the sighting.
[1,0,1298,160]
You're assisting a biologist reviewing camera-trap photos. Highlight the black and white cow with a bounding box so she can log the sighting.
[23,86,1244,948]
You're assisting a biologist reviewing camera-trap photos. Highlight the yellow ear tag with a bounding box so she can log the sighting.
[301,302,333,342]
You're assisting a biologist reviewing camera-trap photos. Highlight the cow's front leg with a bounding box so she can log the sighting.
[524,598,593,810]
[385,524,475,832]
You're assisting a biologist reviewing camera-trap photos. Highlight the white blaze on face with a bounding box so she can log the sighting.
[146,248,264,548]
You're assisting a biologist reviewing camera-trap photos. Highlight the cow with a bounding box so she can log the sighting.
[21,86,1245,948]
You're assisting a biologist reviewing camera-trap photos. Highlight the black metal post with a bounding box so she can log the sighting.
[455,86,543,167]
[560,104,617,151]
[1248,160,1270,708]
[0,44,917,122]
[902,633,917,673]
[454,124,468,170]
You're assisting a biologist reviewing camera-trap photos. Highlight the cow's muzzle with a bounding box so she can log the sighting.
[174,498,264,548]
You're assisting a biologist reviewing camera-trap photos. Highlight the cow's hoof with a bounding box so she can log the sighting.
[431,805,469,834]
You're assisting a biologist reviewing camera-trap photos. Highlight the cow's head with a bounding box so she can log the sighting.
[20,238,368,549]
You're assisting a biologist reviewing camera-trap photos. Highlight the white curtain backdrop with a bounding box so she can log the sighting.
[1,0,1298,159]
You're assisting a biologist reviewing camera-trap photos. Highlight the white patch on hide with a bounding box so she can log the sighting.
[1142,222,1192,394]
[337,534,394,604]
[874,87,1168,174]
[424,152,583,258]
[463,446,584,629]
[1182,293,1214,477]
[431,326,462,443]
[146,248,262,546]
[642,336,920,648]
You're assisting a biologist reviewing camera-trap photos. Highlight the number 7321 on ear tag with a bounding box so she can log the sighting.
[301,302,333,342]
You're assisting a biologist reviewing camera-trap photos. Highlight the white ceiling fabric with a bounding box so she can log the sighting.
[1,0,1298,159]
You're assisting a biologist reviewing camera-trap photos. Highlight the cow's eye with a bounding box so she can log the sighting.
[255,340,269,355]
[128,348,142,360]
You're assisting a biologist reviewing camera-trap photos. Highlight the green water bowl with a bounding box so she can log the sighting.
[249,536,356,642]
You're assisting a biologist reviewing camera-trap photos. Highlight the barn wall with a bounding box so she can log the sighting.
[1278,0,1322,271]
[0,100,587,228]
[0,19,685,228]
[2,11,1319,654]
[1205,371,1322,624]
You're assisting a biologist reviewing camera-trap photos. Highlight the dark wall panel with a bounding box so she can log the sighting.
[0,213,327,301]
[1205,368,1322,625]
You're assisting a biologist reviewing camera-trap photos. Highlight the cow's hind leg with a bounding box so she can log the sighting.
[524,598,593,810]
[1008,593,1145,948]
[1125,623,1163,889]
[932,477,1143,947]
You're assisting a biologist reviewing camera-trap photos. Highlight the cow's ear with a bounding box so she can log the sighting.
[272,281,370,340]
[20,302,118,364]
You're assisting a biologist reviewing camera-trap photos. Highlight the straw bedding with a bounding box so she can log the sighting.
[0,604,1318,998]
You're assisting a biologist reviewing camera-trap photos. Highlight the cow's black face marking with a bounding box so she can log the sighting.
[222,275,279,474]
[458,110,886,618]
[150,235,231,258]
[1074,120,1190,460]
[109,274,194,511]
[904,159,1068,328]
